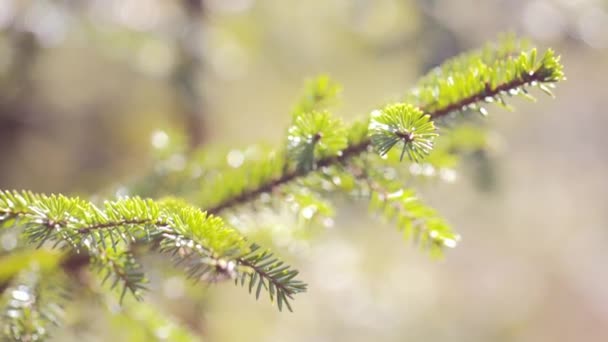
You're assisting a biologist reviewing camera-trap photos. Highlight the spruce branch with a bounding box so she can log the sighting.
[235,244,306,312]
[91,248,147,303]
[417,49,564,118]
[0,191,305,311]
[365,172,458,255]
[338,158,459,255]
[203,48,563,215]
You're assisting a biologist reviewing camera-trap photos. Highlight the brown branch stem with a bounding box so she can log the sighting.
[77,219,157,234]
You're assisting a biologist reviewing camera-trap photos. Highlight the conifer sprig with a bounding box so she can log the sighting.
[203,48,563,216]
[0,191,303,311]
[235,244,307,312]
[365,170,459,255]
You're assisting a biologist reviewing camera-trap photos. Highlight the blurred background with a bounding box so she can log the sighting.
[1,0,607,341]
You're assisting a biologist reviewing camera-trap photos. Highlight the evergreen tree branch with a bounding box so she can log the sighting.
[361,165,458,255]
[91,248,147,303]
[333,157,459,256]
[0,191,304,311]
[205,48,563,215]
[235,244,306,312]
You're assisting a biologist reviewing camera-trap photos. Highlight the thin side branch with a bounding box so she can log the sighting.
[237,258,295,299]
